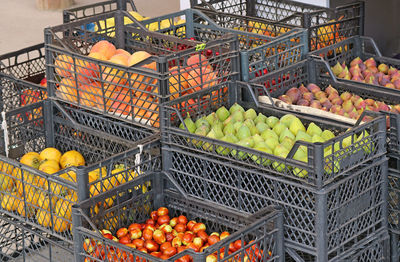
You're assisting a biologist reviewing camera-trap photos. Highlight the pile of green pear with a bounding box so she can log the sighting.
[179,103,369,177]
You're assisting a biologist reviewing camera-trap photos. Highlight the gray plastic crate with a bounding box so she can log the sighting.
[0,99,161,250]
[45,10,239,130]
[191,0,364,51]
[388,162,400,262]
[160,81,388,261]
[139,8,308,81]
[63,0,137,23]
[0,214,73,262]
[72,171,285,262]
[0,44,47,112]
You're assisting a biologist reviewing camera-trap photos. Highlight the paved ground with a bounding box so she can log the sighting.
[0,0,179,54]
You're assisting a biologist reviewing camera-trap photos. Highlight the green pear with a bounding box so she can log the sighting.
[312,134,325,143]
[241,137,255,148]
[266,116,279,128]
[280,114,296,127]
[356,130,372,154]
[202,129,217,151]
[306,122,322,137]
[321,130,335,141]
[237,125,251,141]
[195,117,210,129]
[249,126,259,136]
[272,145,289,172]
[296,130,312,142]
[261,129,279,141]
[244,108,257,120]
[206,112,218,126]
[233,122,243,132]
[231,139,252,159]
[324,149,340,174]
[256,122,269,134]
[229,103,244,114]
[212,124,224,139]
[243,119,256,129]
[179,112,196,133]
[251,145,272,166]
[216,106,230,122]
[279,128,295,143]
[342,135,354,148]
[223,122,236,135]
[292,147,308,178]
[232,110,244,123]
[273,122,286,136]
[281,137,295,150]
[223,116,233,126]
[252,134,264,145]
[256,141,268,149]
[192,125,208,148]
[216,134,238,155]
[264,137,279,150]
[254,113,267,125]
[289,117,306,136]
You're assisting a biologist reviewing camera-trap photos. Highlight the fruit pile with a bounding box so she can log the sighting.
[85,207,268,261]
[179,103,363,177]
[278,83,400,121]
[332,57,400,89]
[54,40,218,127]
[20,77,47,107]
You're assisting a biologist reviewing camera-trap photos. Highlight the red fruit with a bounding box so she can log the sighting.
[133,239,145,248]
[160,242,172,253]
[128,223,142,231]
[143,228,154,240]
[116,228,128,238]
[200,245,209,252]
[163,246,177,257]
[229,242,236,252]
[138,247,148,253]
[160,224,173,233]
[177,246,186,253]
[186,242,199,252]
[172,237,182,247]
[150,251,162,258]
[233,240,244,250]
[83,239,96,253]
[166,232,174,242]
[144,224,156,231]
[220,232,230,240]
[153,229,166,245]
[160,254,170,260]
[175,223,187,233]
[150,211,158,221]
[206,254,218,262]
[177,232,184,240]
[119,236,131,245]
[192,237,204,249]
[144,240,159,252]
[182,232,195,246]
[197,230,208,242]
[187,221,196,231]
[125,243,137,249]
[157,207,169,217]
[207,235,220,246]
[177,255,191,262]
[146,219,155,226]
[103,233,113,240]
[129,229,142,240]
[171,229,178,237]
[192,223,206,234]
[177,215,188,225]
[170,217,178,227]
[157,215,170,226]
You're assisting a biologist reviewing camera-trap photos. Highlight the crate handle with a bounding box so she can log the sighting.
[309,55,340,83]
[160,171,188,199]
[239,81,277,109]
[247,206,280,221]
[354,110,382,127]
[73,205,104,237]
[1,111,9,158]
[165,105,189,131]
[196,0,218,13]
[360,36,382,57]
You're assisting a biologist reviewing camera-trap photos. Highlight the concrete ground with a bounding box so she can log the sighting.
[0,0,180,54]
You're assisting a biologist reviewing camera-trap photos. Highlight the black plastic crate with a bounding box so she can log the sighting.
[63,0,137,23]
[0,214,73,262]
[0,43,47,112]
[0,99,161,249]
[45,10,239,130]
[191,0,364,51]
[390,231,400,262]
[388,161,400,262]
[72,171,285,262]
[160,81,388,261]
[139,9,308,82]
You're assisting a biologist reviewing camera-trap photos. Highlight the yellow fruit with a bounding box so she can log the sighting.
[54,217,69,233]
[36,191,57,211]
[0,162,13,175]
[60,171,76,183]
[16,200,35,218]
[39,165,59,175]
[89,178,117,197]
[20,152,41,169]
[39,148,62,163]
[26,189,41,206]
[0,173,13,191]
[15,180,36,197]
[44,180,68,197]
[59,150,85,169]
[55,194,77,221]
[39,159,60,172]
[36,208,52,228]
[1,192,19,211]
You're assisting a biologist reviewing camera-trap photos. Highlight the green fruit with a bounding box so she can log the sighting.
[206,112,218,126]
[231,139,252,160]
[281,137,295,150]
[195,117,210,129]
[179,112,196,133]
[223,122,235,135]
[324,149,340,174]
[202,129,217,151]
[261,129,279,141]
[356,130,371,154]
[223,116,233,126]
[264,137,279,150]
[232,111,244,123]
[312,134,325,143]
[266,116,279,128]
[244,108,257,120]
[212,124,224,139]
[237,125,251,140]
[306,122,322,137]
[292,147,308,178]
[272,122,286,136]
[251,145,272,166]
[240,137,255,148]
[229,103,244,114]
[216,134,239,155]
[295,130,312,142]
[233,122,243,132]
[280,114,296,127]
[272,145,289,172]
[256,122,269,134]
[279,128,295,143]
[342,135,354,148]
[192,125,209,148]
[252,134,264,145]
[321,130,335,141]
[254,113,267,125]
[216,106,230,122]
[249,126,259,136]
[243,119,256,129]
[289,117,306,136]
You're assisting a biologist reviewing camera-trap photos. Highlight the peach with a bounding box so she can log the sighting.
[168,66,189,100]
[187,54,208,67]
[75,58,99,84]
[107,88,132,115]
[187,67,217,92]
[79,81,104,109]
[102,54,129,85]
[90,40,116,60]
[131,62,158,93]
[132,97,159,127]
[115,49,131,57]
[57,77,78,103]
[54,54,74,78]
[128,51,152,67]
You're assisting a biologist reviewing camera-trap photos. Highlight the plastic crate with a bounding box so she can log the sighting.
[139,9,308,81]
[0,214,73,262]
[71,171,285,262]
[390,231,400,262]
[191,0,364,51]
[0,43,47,112]
[160,81,388,261]
[247,57,400,157]
[388,161,400,262]
[63,0,137,23]
[0,99,161,249]
[45,10,239,130]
